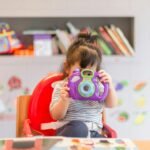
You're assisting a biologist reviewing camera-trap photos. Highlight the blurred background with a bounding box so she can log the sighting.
[0,0,149,139]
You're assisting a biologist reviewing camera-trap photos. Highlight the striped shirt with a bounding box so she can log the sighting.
[50,79,104,130]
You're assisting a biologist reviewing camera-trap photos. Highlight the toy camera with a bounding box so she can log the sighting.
[68,69,109,102]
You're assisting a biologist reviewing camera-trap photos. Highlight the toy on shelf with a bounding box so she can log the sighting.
[13,45,34,56]
[0,22,23,54]
[68,69,109,101]
[23,30,56,56]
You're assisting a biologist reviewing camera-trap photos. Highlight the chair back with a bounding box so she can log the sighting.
[16,95,31,137]
[28,73,63,136]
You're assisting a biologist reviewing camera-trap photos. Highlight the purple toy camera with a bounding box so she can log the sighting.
[68,69,109,102]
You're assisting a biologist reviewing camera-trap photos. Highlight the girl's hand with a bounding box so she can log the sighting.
[60,82,70,101]
[99,70,113,86]
[99,70,118,107]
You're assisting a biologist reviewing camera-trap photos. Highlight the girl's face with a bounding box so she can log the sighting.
[68,62,97,77]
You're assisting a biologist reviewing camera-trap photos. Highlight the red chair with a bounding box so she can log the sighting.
[16,73,117,138]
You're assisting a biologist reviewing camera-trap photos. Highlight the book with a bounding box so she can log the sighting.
[115,26,135,56]
[104,25,130,56]
[66,22,80,36]
[97,38,112,55]
[98,26,123,55]
[56,30,72,51]
[98,31,116,55]
[56,39,67,54]
[91,30,112,55]
[110,24,132,56]
[33,34,53,56]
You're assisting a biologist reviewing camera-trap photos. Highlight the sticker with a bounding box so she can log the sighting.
[8,76,22,90]
[134,82,147,91]
[71,76,80,82]
[115,139,126,145]
[22,87,30,95]
[118,99,123,106]
[134,113,145,125]
[135,96,146,108]
[118,112,129,122]
[120,80,128,86]
[115,83,124,91]
[72,139,80,144]
[115,80,128,91]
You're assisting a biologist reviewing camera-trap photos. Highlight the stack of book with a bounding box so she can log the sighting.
[23,22,134,56]
[98,24,134,56]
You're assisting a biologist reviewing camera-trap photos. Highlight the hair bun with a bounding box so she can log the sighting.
[78,33,99,43]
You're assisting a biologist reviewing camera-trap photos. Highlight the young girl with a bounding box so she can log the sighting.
[50,34,118,138]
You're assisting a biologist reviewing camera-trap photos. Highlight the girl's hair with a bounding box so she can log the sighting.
[63,33,102,78]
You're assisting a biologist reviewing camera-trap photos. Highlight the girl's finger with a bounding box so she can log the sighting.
[99,72,107,77]
[99,70,106,74]
[99,73,107,77]
[61,90,69,95]
[100,77,109,82]
[99,69,105,72]
[63,81,68,87]
[63,86,70,91]
[100,80,109,83]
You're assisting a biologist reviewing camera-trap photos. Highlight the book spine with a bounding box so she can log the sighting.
[110,25,131,55]
[99,27,123,55]
[66,22,80,36]
[91,29,112,55]
[97,39,112,55]
[100,35,116,54]
[56,40,66,54]
[104,26,130,56]
[116,27,134,55]
[56,30,71,50]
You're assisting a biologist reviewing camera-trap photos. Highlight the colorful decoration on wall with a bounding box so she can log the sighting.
[115,80,128,91]
[8,76,22,90]
[0,75,32,115]
[118,112,129,122]
[135,96,146,108]
[134,113,146,125]
[22,87,30,95]
[134,81,147,91]
[117,98,123,106]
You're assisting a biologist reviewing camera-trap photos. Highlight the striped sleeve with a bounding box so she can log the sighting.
[49,81,62,111]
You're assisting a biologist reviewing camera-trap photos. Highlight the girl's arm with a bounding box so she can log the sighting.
[50,97,70,120]
[99,70,118,108]
[104,83,118,108]
[50,82,70,120]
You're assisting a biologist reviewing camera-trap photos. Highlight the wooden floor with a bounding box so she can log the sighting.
[134,140,150,150]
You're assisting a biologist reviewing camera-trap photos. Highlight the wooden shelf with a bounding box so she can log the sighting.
[0,55,136,65]
[0,55,65,65]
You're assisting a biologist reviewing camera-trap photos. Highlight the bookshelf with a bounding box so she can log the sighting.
[0,17,134,55]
